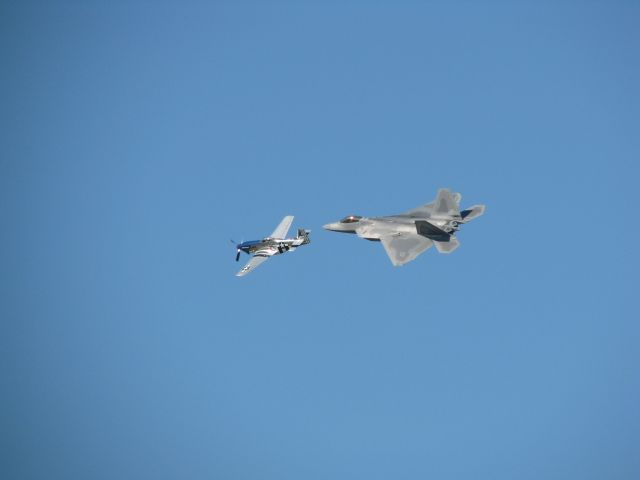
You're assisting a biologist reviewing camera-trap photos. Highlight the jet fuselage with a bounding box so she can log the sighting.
[322,189,484,266]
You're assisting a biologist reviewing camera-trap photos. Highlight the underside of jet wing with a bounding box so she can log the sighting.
[380,234,434,266]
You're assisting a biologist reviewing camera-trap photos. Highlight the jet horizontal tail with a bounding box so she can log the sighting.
[460,204,486,222]
[433,237,460,254]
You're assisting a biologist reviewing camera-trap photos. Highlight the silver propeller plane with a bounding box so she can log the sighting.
[323,188,485,266]
[233,215,311,276]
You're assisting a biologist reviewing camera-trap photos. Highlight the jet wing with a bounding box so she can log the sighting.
[380,234,433,266]
[403,202,434,217]
[270,215,294,239]
[236,253,270,277]
[404,189,462,218]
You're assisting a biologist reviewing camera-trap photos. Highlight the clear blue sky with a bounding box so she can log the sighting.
[2,1,639,479]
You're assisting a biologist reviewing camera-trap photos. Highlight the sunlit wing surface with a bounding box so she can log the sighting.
[431,188,461,217]
[403,189,462,217]
[236,254,270,277]
[402,201,434,217]
[380,234,433,266]
[270,215,294,239]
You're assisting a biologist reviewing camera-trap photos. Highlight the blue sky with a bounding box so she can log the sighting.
[2,1,639,479]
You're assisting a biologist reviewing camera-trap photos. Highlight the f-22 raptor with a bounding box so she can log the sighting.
[323,188,485,266]
[234,215,311,276]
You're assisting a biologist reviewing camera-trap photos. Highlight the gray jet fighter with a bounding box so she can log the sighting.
[323,189,485,266]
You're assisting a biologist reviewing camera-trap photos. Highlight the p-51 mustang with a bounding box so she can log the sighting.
[324,188,485,266]
[233,215,311,277]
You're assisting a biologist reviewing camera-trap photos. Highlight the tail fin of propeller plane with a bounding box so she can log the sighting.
[297,228,311,245]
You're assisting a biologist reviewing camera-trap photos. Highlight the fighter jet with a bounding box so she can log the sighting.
[233,215,311,276]
[323,189,485,266]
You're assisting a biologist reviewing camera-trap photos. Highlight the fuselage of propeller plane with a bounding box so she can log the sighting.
[235,236,302,258]
[234,215,311,276]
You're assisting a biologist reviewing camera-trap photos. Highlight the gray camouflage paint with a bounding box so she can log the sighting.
[323,188,485,266]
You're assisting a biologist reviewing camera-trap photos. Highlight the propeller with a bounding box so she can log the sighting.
[231,239,241,262]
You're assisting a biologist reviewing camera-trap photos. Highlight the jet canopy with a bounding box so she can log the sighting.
[340,215,362,223]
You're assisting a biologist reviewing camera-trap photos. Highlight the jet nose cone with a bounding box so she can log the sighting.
[323,222,338,231]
